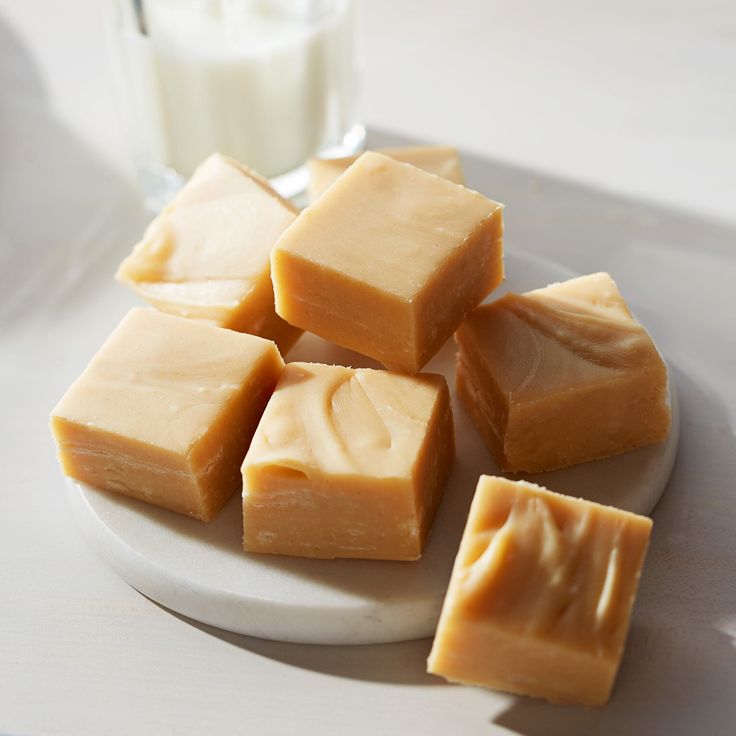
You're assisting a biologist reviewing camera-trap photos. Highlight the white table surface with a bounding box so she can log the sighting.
[1,1,735,734]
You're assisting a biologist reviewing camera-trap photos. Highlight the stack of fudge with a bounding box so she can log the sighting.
[51,146,671,706]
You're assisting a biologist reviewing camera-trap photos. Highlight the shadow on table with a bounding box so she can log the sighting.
[0,13,146,336]
[369,129,736,381]
[160,603,441,686]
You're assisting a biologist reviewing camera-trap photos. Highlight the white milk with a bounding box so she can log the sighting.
[113,0,360,186]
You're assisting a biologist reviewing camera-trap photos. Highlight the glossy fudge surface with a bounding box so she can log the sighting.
[51,308,284,521]
[427,475,652,706]
[307,144,464,201]
[455,272,671,472]
[242,362,454,560]
[273,151,504,373]
[117,153,302,353]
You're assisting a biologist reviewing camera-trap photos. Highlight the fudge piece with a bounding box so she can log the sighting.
[116,153,302,353]
[455,272,670,472]
[242,362,454,560]
[51,308,284,521]
[272,152,504,373]
[307,144,464,201]
[427,475,652,706]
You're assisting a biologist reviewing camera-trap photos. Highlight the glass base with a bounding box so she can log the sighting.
[136,123,367,213]
[137,164,187,214]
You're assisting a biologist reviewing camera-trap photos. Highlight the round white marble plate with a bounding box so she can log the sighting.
[67,248,679,645]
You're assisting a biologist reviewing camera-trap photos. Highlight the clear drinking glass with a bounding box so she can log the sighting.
[109,0,364,209]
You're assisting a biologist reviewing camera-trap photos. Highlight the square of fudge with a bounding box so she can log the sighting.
[307,144,464,202]
[241,362,455,560]
[455,272,671,472]
[427,475,653,706]
[272,151,504,373]
[116,153,302,353]
[51,308,284,521]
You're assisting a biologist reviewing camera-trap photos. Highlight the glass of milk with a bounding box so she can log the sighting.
[110,0,363,208]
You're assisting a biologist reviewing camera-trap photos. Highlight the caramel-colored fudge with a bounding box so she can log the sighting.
[242,362,454,560]
[272,152,504,373]
[117,153,302,353]
[307,144,464,201]
[455,272,670,472]
[427,476,652,706]
[51,308,284,521]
